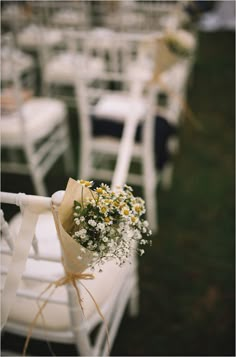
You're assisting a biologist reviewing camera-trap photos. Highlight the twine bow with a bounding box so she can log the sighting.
[22,204,110,356]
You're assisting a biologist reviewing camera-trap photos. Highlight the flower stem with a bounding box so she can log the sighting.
[81,186,84,209]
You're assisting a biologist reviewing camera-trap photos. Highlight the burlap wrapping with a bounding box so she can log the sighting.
[151,37,180,84]
[53,178,96,274]
[23,178,111,356]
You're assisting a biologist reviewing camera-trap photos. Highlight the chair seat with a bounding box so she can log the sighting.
[17,25,63,50]
[93,94,147,122]
[1,98,66,145]
[1,212,131,331]
[44,53,104,85]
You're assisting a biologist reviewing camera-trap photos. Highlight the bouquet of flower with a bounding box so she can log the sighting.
[53,178,151,274]
[164,29,196,58]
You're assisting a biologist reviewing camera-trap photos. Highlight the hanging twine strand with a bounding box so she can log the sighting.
[22,204,110,356]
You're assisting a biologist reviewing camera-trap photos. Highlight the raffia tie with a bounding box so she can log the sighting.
[23,205,111,356]
[22,270,95,356]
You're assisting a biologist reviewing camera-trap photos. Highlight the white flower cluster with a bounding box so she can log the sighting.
[165,29,196,57]
[71,181,152,268]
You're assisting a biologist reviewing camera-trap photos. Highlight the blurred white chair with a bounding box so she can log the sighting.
[75,32,158,232]
[156,58,193,189]
[50,1,91,29]
[132,32,195,190]
[1,39,35,81]
[103,0,184,33]
[1,38,35,85]
[40,31,104,105]
[1,35,73,196]
[1,2,31,37]
[0,189,139,356]
[17,24,63,53]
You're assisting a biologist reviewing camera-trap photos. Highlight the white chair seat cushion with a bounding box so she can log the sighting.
[44,53,104,85]
[1,98,66,145]
[17,25,63,50]
[2,212,131,331]
[93,94,147,122]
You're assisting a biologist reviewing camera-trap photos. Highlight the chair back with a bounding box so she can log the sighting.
[1,33,35,115]
[0,185,139,355]
[75,31,149,139]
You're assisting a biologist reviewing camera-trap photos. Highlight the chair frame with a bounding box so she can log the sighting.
[0,190,139,356]
[75,33,159,232]
[1,35,73,196]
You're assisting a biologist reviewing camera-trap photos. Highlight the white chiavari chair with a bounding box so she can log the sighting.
[40,30,104,106]
[50,1,91,30]
[0,169,139,355]
[75,31,159,232]
[1,33,35,88]
[1,34,73,196]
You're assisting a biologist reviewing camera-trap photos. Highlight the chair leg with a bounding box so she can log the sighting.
[24,146,47,196]
[160,162,174,191]
[41,80,51,97]
[78,144,92,180]
[128,261,139,317]
[62,121,74,176]
[143,173,158,233]
[30,171,47,196]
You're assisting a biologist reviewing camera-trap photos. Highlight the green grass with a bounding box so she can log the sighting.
[1,31,235,356]
[112,31,235,356]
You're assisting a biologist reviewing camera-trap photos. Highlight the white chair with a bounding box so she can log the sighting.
[75,32,158,232]
[17,24,63,53]
[1,36,73,196]
[40,30,104,105]
[50,1,91,29]
[155,57,194,189]
[102,0,184,33]
[0,188,139,356]
[1,43,35,84]
[133,32,196,190]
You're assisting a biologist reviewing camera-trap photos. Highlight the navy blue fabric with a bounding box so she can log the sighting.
[91,115,178,170]
[184,1,215,19]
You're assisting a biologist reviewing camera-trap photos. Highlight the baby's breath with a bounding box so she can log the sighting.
[71,182,152,268]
